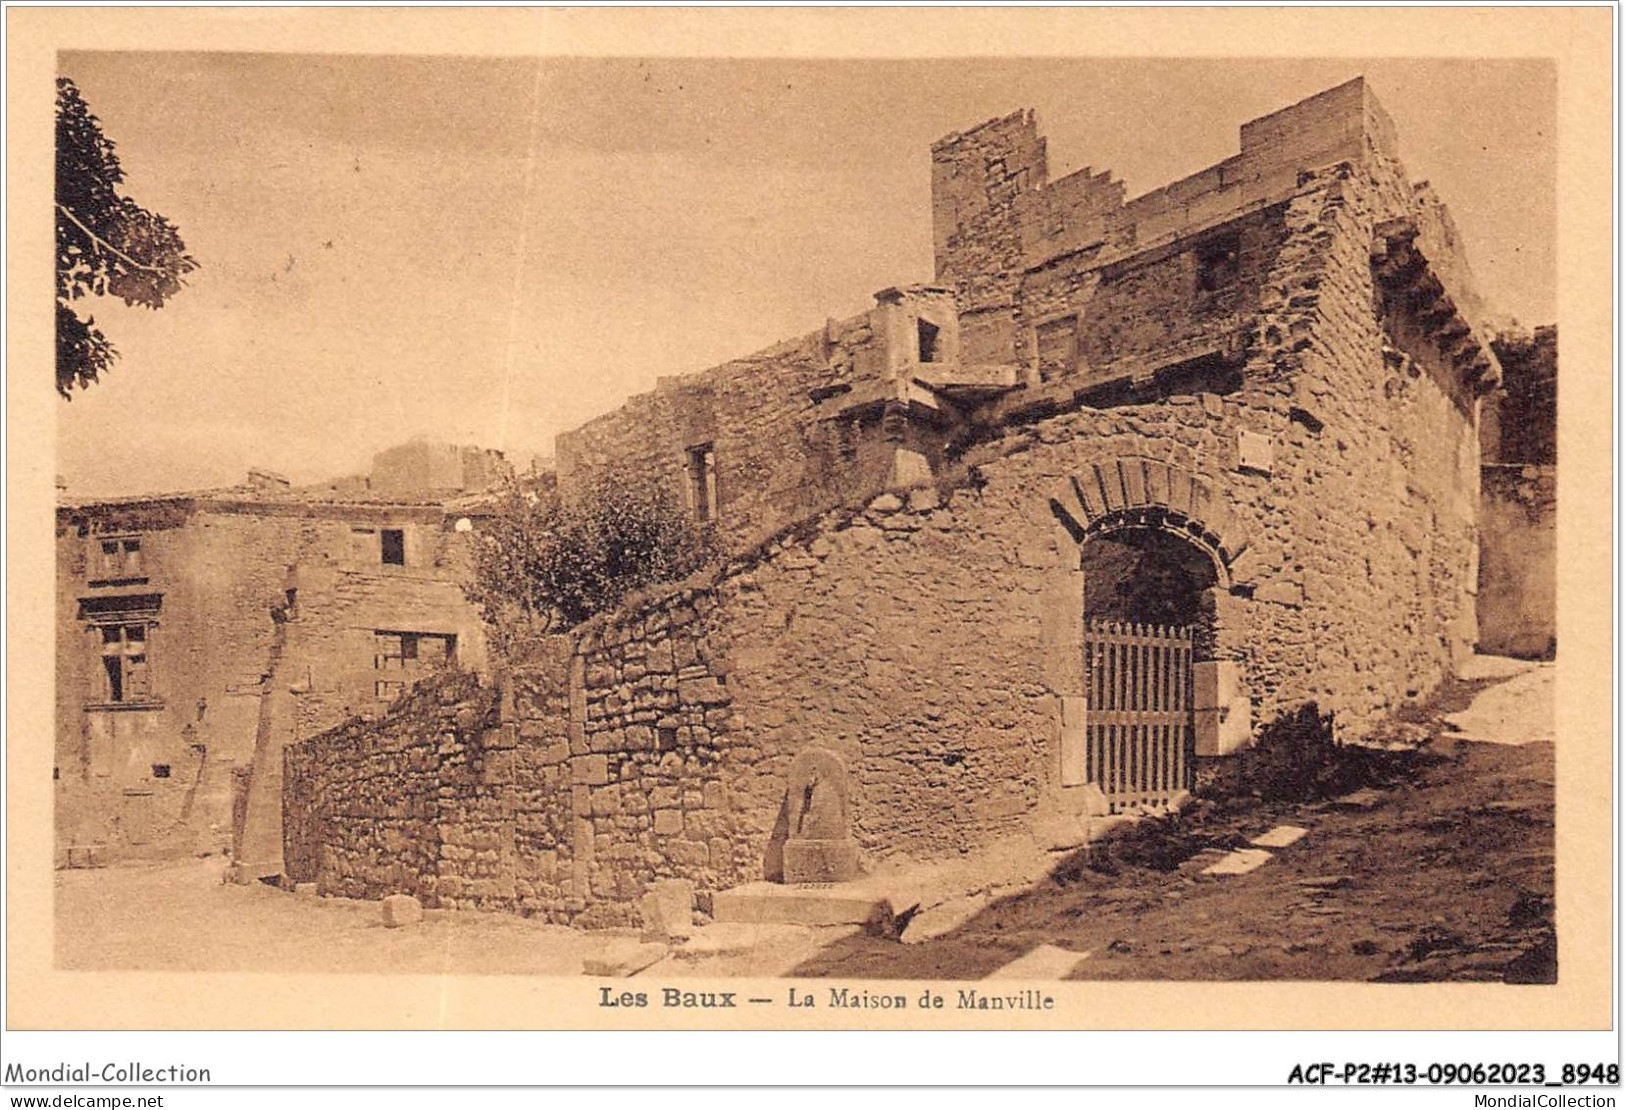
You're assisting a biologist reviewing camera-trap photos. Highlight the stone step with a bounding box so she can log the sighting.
[711,881,895,932]
[984,944,1091,980]
[1201,847,1274,876]
[1250,824,1308,849]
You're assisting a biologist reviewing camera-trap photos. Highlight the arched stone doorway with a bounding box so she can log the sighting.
[1049,457,1250,813]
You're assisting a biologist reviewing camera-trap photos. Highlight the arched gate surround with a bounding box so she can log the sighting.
[1042,456,1254,810]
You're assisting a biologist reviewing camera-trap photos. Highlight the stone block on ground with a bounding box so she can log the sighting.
[900,893,992,946]
[1031,812,1088,851]
[1329,788,1385,810]
[381,893,424,928]
[711,881,895,933]
[783,837,861,883]
[639,878,697,941]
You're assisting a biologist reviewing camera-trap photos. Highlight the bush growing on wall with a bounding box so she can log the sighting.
[469,471,716,653]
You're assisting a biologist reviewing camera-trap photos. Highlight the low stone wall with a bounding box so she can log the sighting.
[282,670,504,906]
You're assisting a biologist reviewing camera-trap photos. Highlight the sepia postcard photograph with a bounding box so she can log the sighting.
[2,4,1617,1094]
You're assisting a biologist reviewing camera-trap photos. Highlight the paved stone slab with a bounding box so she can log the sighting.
[984,944,1090,980]
[672,922,818,960]
[1250,824,1308,849]
[899,894,992,946]
[582,941,669,978]
[1330,788,1385,810]
[712,881,894,932]
[1201,848,1274,876]
[639,878,696,941]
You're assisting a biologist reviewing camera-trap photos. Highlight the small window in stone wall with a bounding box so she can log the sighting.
[1196,234,1241,292]
[685,444,717,522]
[917,318,941,364]
[90,535,144,582]
[1035,315,1079,383]
[373,630,456,700]
[380,528,406,566]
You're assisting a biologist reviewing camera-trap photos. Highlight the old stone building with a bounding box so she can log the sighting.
[55,442,508,870]
[285,79,1528,926]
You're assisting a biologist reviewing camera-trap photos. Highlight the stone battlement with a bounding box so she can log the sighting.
[932,78,1406,283]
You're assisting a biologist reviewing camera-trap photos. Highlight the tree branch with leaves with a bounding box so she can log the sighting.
[56,76,197,398]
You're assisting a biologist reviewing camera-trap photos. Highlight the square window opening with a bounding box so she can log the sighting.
[92,534,144,581]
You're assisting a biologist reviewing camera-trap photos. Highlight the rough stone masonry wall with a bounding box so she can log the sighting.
[57,496,484,868]
[1272,163,1480,723]
[283,670,506,905]
[554,307,894,551]
[1476,327,1557,659]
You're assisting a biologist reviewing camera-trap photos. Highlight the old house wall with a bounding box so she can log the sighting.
[57,496,486,867]
[55,501,214,865]
[1476,467,1556,660]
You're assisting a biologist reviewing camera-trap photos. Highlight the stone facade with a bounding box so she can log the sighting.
[285,79,1531,921]
[54,443,504,868]
[554,287,961,551]
[1477,326,1558,658]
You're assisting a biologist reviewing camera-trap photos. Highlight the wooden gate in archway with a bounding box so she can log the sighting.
[1083,619,1195,813]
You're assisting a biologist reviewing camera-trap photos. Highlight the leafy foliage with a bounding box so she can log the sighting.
[469,472,717,654]
[56,76,197,398]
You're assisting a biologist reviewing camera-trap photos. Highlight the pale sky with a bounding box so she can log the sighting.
[56,54,1555,498]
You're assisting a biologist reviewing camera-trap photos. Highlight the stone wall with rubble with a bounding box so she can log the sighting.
[282,670,502,902]
[290,313,1480,925]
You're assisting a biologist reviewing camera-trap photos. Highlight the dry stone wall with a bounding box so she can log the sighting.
[283,670,507,906]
